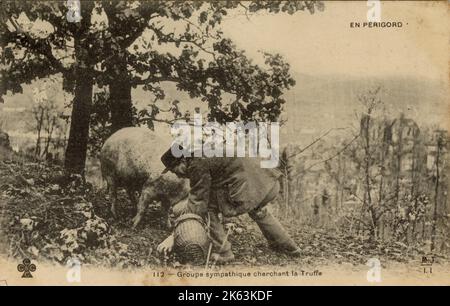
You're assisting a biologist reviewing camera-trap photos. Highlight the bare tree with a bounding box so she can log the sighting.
[30,86,64,160]
[31,102,46,158]
[358,87,382,238]
[431,134,443,251]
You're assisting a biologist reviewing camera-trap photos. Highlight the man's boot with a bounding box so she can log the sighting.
[269,243,302,257]
[249,207,301,257]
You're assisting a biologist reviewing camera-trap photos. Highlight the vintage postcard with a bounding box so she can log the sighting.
[0,0,449,286]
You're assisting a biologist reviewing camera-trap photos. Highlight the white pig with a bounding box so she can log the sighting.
[100,127,188,229]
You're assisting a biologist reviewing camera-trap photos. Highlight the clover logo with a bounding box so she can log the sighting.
[17,258,36,278]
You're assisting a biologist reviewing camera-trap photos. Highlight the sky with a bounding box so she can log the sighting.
[219,1,448,80]
[217,1,449,142]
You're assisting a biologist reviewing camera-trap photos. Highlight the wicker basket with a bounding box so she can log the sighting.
[174,213,210,265]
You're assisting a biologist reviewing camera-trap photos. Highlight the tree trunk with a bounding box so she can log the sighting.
[430,136,442,252]
[43,116,56,159]
[109,69,133,133]
[64,75,93,175]
[394,115,405,207]
[362,114,377,238]
[34,107,44,158]
[63,0,94,176]
[103,3,138,133]
[64,37,93,175]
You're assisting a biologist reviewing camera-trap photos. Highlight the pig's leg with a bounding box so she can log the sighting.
[127,187,139,214]
[159,197,172,229]
[132,185,155,229]
[107,180,118,218]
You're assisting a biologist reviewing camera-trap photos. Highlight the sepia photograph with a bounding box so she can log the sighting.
[0,0,448,287]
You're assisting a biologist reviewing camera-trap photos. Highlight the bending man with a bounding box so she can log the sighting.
[157,145,301,263]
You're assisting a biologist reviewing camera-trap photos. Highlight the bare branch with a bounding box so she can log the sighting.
[294,133,360,175]
[287,127,347,159]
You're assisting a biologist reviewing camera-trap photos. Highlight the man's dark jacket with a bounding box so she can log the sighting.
[184,157,281,217]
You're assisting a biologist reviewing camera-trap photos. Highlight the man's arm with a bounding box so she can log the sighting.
[185,158,211,216]
[157,159,211,255]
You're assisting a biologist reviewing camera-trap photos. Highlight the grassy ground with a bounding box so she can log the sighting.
[0,158,447,272]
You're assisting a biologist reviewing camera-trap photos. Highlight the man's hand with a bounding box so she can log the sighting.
[157,234,175,256]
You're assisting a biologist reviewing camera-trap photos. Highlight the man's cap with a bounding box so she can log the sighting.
[161,143,186,174]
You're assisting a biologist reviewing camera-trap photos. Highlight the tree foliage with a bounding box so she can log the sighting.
[1,0,324,173]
